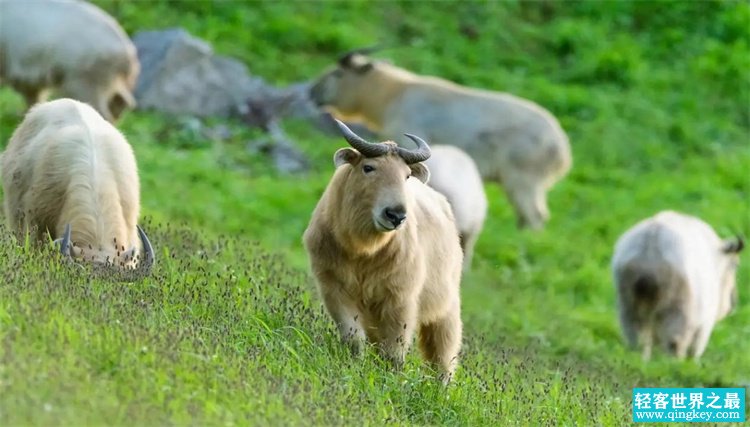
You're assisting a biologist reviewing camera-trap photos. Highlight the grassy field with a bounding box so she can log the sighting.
[1,1,749,425]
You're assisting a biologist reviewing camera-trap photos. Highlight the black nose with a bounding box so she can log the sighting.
[384,205,406,227]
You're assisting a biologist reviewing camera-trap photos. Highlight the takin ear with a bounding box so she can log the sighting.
[409,163,430,184]
[722,236,745,254]
[334,148,361,168]
[338,52,355,68]
[353,61,374,74]
[341,54,374,74]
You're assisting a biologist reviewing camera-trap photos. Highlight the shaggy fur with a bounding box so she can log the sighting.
[612,211,743,360]
[424,145,487,271]
[303,141,463,382]
[309,53,571,229]
[1,98,145,268]
[0,0,139,122]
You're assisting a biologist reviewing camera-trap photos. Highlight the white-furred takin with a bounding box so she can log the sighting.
[0,0,140,122]
[303,120,463,382]
[309,50,571,229]
[424,145,487,271]
[1,98,154,273]
[612,211,743,360]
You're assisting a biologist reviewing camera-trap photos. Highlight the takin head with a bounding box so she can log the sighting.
[309,48,382,115]
[56,223,155,278]
[331,119,431,234]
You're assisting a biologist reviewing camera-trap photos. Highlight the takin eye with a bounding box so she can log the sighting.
[363,165,375,173]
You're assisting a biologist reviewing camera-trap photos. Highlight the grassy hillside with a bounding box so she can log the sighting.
[1,1,748,425]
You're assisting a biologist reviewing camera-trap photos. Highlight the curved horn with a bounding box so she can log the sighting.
[137,225,155,274]
[723,235,745,254]
[59,223,72,257]
[334,119,390,158]
[397,133,432,164]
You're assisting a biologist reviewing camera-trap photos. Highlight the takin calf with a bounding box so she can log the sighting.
[424,145,487,271]
[0,0,140,122]
[612,210,743,360]
[1,98,154,274]
[310,51,571,229]
[303,120,463,382]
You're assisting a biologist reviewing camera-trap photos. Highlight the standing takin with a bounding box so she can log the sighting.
[309,50,571,229]
[0,0,140,122]
[303,120,463,382]
[1,98,154,274]
[612,211,743,360]
[424,145,487,271]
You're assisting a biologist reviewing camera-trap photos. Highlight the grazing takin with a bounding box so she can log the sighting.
[1,98,154,274]
[309,50,571,229]
[303,120,463,382]
[0,0,140,122]
[424,145,487,270]
[612,211,743,360]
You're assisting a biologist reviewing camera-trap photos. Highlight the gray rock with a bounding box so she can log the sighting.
[133,28,269,117]
[267,139,310,175]
[251,122,310,174]
[133,27,372,138]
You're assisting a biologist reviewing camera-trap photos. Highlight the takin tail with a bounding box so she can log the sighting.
[617,269,662,357]
[632,274,659,304]
[618,268,662,319]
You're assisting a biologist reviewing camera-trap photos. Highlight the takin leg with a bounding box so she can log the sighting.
[371,301,418,370]
[664,335,691,360]
[501,172,550,230]
[319,287,366,356]
[639,326,654,361]
[418,305,462,384]
[689,324,715,359]
[617,304,641,351]
[459,231,478,272]
[657,306,691,360]
[618,302,654,360]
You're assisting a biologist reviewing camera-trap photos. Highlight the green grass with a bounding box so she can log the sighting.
[1,1,749,425]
